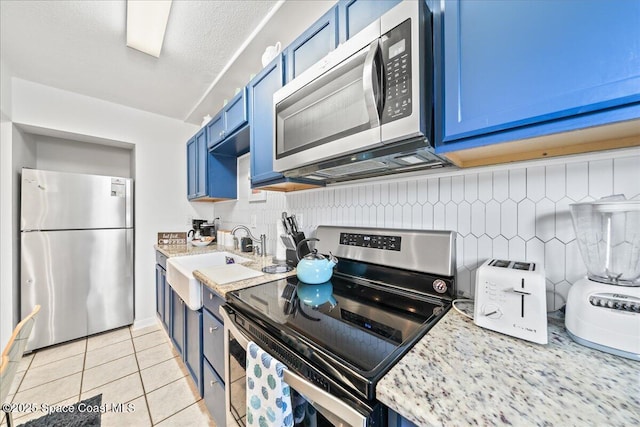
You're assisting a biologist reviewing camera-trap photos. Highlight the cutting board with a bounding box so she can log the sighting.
[199,264,264,285]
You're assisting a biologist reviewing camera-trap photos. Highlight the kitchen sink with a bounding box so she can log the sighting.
[166,252,251,310]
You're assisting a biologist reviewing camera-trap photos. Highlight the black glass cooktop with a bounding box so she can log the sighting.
[228,275,447,374]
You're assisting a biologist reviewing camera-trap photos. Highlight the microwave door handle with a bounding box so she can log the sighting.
[363,40,381,128]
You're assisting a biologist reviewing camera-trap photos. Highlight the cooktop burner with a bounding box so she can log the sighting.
[232,275,445,370]
[227,274,449,399]
[227,225,456,401]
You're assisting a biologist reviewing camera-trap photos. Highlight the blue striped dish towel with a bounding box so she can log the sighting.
[246,341,293,427]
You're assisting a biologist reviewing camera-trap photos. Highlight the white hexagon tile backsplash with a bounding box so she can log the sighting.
[216,151,640,312]
[285,153,640,311]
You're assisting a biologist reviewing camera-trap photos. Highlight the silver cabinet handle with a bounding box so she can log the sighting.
[209,293,213,300]
[209,326,219,333]
[210,380,216,387]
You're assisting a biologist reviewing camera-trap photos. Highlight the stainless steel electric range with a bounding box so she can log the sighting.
[221,226,456,426]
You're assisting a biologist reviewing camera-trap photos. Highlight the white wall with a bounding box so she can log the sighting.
[2,78,200,346]
[0,59,13,347]
[35,135,133,178]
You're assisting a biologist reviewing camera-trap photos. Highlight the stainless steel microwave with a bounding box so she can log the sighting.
[273,0,450,183]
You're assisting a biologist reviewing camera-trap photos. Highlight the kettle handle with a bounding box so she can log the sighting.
[296,237,318,261]
[188,229,194,237]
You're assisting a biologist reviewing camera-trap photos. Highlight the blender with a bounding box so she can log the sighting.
[566,199,640,361]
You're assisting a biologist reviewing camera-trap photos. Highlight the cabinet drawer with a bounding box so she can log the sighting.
[203,309,224,377]
[155,251,167,270]
[203,359,226,427]
[202,288,224,320]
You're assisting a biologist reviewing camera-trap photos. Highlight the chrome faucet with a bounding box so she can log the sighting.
[231,225,267,257]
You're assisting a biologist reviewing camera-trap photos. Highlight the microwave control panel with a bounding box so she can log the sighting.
[381,19,412,123]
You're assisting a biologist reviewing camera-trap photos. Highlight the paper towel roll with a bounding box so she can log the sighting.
[274,221,287,262]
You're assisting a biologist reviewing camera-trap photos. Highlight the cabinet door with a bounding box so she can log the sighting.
[155,264,164,321]
[186,137,197,199]
[185,307,203,397]
[224,88,248,136]
[203,359,226,427]
[163,273,170,330]
[194,128,207,198]
[202,309,225,378]
[286,7,338,82]
[206,113,225,150]
[249,54,286,185]
[388,410,419,427]
[338,0,400,42]
[171,289,185,357]
[438,0,640,148]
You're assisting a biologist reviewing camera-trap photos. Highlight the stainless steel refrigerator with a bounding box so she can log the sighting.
[21,168,134,351]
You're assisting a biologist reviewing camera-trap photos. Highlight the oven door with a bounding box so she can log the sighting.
[221,306,370,427]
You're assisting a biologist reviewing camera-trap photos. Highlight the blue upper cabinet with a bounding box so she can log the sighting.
[187,128,207,200]
[338,0,400,42]
[205,114,225,149]
[224,88,248,137]
[248,55,323,191]
[195,129,207,198]
[285,7,339,82]
[435,0,640,153]
[250,54,285,186]
[186,136,197,199]
[186,127,238,201]
[206,88,248,151]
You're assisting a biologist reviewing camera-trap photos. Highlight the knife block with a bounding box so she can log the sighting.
[286,232,310,267]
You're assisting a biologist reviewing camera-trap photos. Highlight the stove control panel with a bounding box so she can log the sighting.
[340,232,402,251]
[589,293,640,313]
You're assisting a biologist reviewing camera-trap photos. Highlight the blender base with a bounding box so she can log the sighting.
[565,278,640,361]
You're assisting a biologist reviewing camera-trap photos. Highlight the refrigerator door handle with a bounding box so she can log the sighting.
[125,178,134,228]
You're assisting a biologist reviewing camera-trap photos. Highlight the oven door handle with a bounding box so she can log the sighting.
[220,305,368,427]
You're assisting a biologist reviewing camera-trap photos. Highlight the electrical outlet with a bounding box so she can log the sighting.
[295,213,303,228]
[187,216,193,226]
[250,214,257,228]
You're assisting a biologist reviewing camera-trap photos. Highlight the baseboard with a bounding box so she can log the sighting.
[131,316,160,331]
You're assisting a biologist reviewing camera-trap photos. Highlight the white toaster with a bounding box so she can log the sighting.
[474,259,548,344]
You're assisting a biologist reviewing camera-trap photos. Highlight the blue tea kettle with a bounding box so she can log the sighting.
[296,238,338,284]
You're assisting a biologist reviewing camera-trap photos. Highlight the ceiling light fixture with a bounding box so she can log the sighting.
[126,0,172,58]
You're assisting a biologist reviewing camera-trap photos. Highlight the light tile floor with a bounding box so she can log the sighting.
[2,322,215,426]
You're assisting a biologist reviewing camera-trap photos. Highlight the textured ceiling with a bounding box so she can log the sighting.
[0,0,279,121]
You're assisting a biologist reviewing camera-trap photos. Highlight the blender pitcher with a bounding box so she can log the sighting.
[565,199,640,361]
[570,200,640,285]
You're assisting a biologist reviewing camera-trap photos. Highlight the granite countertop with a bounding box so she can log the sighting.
[377,305,640,426]
[155,243,296,298]
[155,244,639,425]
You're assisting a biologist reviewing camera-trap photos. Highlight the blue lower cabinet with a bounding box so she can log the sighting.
[184,306,203,396]
[155,264,165,321]
[388,410,419,427]
[171,290,185,357]
[203,359,226,426]
[203,309,225,376]
[163,279,170,331]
